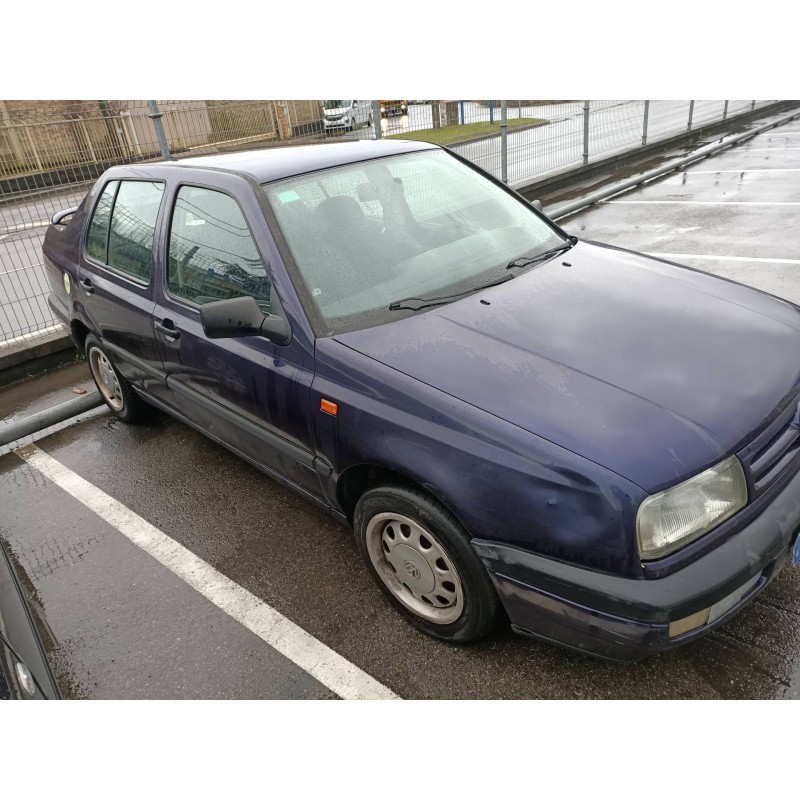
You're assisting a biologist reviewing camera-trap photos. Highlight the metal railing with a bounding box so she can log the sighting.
[0,99,786,350]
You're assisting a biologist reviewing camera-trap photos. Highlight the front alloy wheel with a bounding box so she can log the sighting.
[365,512,464,624]
[354,484,502,642]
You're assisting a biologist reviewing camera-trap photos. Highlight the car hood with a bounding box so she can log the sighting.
[334,241,800,493]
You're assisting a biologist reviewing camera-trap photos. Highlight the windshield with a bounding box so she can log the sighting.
[264,150,567,334]
[324,100,350,110]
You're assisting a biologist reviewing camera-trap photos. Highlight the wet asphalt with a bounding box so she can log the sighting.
[1,116,800,700]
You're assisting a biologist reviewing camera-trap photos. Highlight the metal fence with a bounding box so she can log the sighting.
[0,98,785,350]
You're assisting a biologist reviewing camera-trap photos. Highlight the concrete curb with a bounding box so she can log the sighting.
[0,331,79,387]
[0,390,103,448]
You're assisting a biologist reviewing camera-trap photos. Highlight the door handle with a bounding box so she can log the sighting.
[80,278,95,295]
[155,320,180,342]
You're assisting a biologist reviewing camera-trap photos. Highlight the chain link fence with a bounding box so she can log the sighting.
[0,98,785,350]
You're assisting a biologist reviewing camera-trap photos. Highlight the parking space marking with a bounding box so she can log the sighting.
[740,147,800,151]
[645,253,800,266]
[685,168,800,173]
[604,200,800,206]
[15,444,400,701]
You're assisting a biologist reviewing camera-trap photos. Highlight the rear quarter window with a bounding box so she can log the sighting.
[86,181,118,263]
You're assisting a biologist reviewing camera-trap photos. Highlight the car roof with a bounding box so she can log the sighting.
[150,140,440,183]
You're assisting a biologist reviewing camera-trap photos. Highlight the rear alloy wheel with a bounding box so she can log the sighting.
[354,485,502,642]
[85,334,149,423]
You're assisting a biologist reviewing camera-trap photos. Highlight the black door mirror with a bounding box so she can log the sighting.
[200,296,291,345]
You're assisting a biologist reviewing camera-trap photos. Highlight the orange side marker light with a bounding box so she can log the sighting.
[320,399,338,416]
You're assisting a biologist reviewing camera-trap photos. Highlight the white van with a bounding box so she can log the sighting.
[323,101,373,133]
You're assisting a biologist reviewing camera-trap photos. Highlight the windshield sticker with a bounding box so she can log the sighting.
[277,189,301,204]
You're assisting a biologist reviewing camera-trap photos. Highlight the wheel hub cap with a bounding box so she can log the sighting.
[89,348,124,411]
[388,544,435,593]
[365,512,464,625]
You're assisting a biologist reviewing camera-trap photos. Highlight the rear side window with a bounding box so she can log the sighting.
[86,181,118,263]
[167,186,271,309]
[85,179,164,283]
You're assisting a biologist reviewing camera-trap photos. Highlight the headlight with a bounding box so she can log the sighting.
[636,456,747,560]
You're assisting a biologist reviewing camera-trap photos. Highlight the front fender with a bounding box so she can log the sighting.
[313,338,647,577]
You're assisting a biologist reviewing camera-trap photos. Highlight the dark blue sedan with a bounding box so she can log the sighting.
[42,140,800,660]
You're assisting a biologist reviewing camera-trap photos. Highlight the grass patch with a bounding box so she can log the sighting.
[386,117,546,146]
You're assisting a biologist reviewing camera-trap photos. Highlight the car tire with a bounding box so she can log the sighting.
[85,334,150,423]
[354,484,502,643]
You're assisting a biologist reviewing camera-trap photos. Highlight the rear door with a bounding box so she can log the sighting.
[152,175,322,498]
[78,177,168,395]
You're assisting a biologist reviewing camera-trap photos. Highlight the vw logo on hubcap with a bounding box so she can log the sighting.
[403,560,420,580]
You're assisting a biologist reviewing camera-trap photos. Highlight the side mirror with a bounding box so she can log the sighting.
[52,206,79,225]
[200,296,291,345]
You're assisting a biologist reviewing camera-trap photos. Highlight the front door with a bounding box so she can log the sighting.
[153,181,321,497]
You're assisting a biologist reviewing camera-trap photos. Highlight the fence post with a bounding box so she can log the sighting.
[147,100,173,160]
[723,100,729,120]
[642,100,650,146]
[459,101,464,125]
[489,100,494,124]
[751,100,756,111]
[500,100,508,184]
[274,101,292,140]
[687,100,695,131]
[582,101,590,165]
[372,100,382,139]
[0,100,27,171]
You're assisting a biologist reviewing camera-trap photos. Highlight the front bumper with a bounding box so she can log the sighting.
[324,118,350,129]
[472,463,800,660]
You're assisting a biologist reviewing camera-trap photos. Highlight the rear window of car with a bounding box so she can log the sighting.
[85,179,165,283]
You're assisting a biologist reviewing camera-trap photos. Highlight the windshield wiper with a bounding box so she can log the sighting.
[506,236,577,270]
[388,274,515,312]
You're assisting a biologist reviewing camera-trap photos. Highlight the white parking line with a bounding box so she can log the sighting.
[684,168,800,173]
[646,252,800,265]
[741,147,800,151]
[15,444,400,701]
[604,200,800,206]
